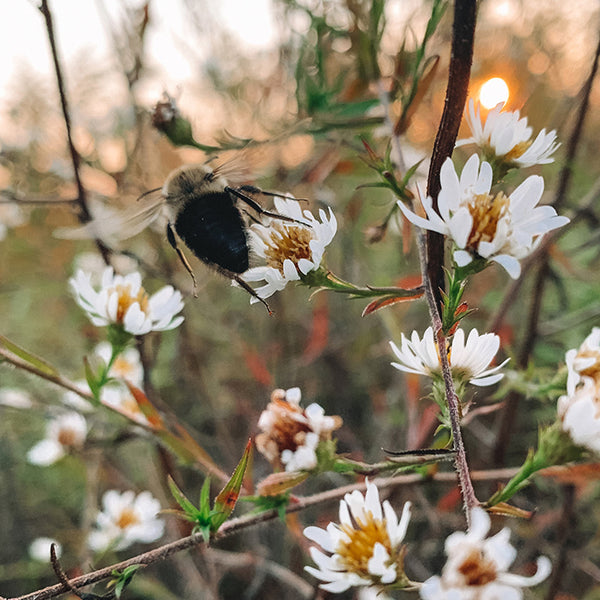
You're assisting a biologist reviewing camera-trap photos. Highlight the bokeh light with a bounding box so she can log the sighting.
[479,77,510,109]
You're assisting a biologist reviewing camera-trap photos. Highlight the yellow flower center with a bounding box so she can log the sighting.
[263,223,314,274]
[577,349,600,382]
[458,548,498,586]
[504,140,532,162]
[116,508,140,530]
[112,356,137,379]
[466,192,509,250]
[336,512,394,578]
[109,284,149,323]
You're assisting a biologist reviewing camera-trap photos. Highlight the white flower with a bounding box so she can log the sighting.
[73,252,139,286]
[256,387,342,472]
[101,385,149,426]
[304,479,412,593]
[397,154,569,278]
[29,537,62,562]
[457,99,560,168]
[88,490,164,552]
[420,507,551,600]
[61,381,94,412]
[27,412,88,466]
[390,327,507,387]
[0,387,33,409]
[95,341,144,386]
[558,377,600,454]
[564,327,600,396]
[70,267,184,335]
[241,198,337,302]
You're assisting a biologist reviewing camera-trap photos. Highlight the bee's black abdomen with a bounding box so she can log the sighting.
[174,192,250,274]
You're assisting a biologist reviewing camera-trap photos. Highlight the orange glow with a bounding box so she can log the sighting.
[479,77,510,109]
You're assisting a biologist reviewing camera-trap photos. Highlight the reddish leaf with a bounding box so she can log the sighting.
[242,343,273,387]
[362,288,424,316]
[303,297,329,362]
[437,487,461,512]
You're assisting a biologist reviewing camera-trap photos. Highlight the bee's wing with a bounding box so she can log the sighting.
[54,193,166,243]
[211,150,255,186]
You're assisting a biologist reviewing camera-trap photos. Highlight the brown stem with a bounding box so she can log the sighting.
[3,468,517,600]
[425,0,477,310]
[38,0,111,264]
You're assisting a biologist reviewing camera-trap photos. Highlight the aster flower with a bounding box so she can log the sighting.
[101,385,149,426]
[457,99,560,168]
[420,507,551,600]
[88,490,164,552]
[564,327,600,396]
[558,377,600,454]
[0,387,33,409]
[390,327,507,387]
[397,154,569,278]
[95,341,144,387]
[27,412,87,466]
[241,197,337,302]
[304,479,413,593]
[256,387,342,472]
[29,537,62,562]
[70,267,184,336]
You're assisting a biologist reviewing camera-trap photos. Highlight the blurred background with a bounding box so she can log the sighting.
[1,0,599,598]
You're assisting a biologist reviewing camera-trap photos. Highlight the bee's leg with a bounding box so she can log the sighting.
[166,222,198,298]
[239,185,308,204]
[225,186,309,226]
[231,274,273,316]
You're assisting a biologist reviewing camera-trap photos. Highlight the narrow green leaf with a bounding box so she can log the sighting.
[0,334,59,377]
[167,475,199,517]
[211,439,252,531]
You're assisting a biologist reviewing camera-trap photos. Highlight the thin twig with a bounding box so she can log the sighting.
[5,468,518,600]
[38,0,111,264]
[425,0,477,309]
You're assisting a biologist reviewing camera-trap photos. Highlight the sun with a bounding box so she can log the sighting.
[479,77,510,109]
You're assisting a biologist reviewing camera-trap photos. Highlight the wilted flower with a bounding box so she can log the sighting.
[27,412,87,466]
[420,507,551,599]
[70,267,184,335]
[457,99,560,168]
[565,327,600,396]
[95,341,144,387]
[88,490,164,552]
[304,479,413,593]
[256,387,342,472]
[397,154,569,278]
[0,387,33,409]
[29,537,62,562]
[390,327,507,387]
[241,198,337,302]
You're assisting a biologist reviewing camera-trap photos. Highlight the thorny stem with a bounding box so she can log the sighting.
[38,0,111,265]
[1,468,518,600]
[425,0,477,310]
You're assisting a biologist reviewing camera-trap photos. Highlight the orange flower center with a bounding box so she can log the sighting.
[112,356,137,379]
[116,508,140,530]
[458,548,498,586]
[57,427,80,447]
[466,192,509,250]
[336,511,394,578]
[577,349,600,382]
[109,284,149,323]
[263,224,313,274]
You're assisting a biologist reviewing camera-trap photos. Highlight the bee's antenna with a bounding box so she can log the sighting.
[136,187,162,201]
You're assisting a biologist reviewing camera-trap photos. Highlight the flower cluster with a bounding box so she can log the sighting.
[256,387,342,472]
[304,479,413,593]
[390,327,507,388]
[70,267,184,336]
[242,198,337,302]
[420,507,551,599]
[558,328,600,453]
[88,490,164,552]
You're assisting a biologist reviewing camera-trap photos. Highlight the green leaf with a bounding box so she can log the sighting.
[211,439,252,531]
[0,334,59,377]
[168,476,200,517]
